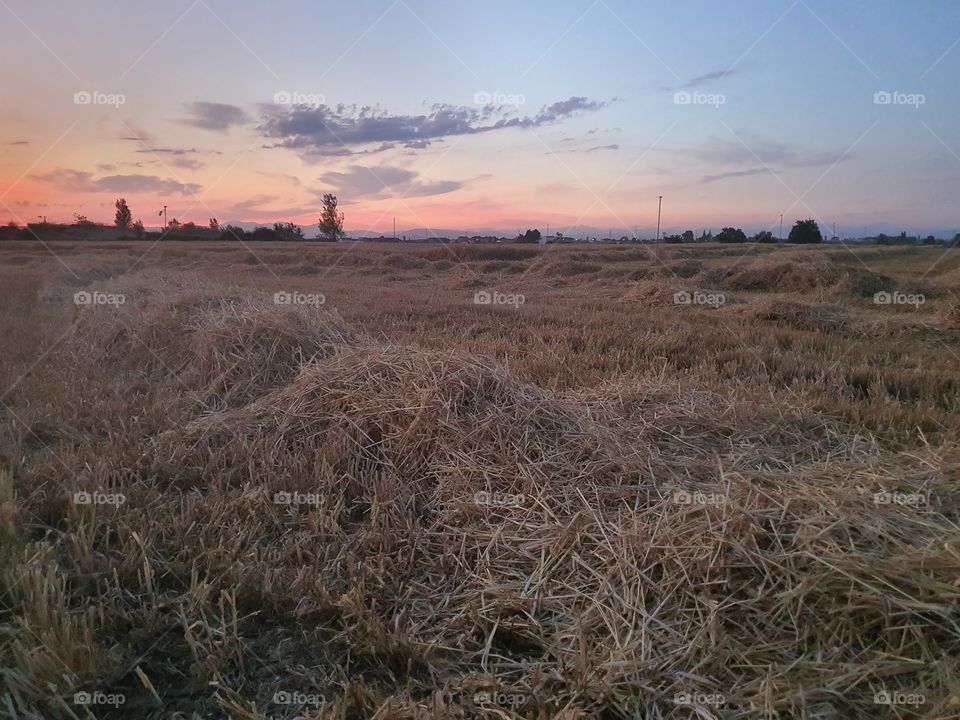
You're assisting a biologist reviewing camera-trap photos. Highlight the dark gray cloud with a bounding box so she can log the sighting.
[586,144,620,152]
[261,96,610,156]
[682,69,736,88]
[693,135,852,169]
[135,146,220,171]
[7,140,29,145]
[136,147,220,157]
[316,165,463,200]
[692,135,852,183]
[181,102,250,131]
[227,194,279,215]
[34,168,200,195]
[703,167,770,183]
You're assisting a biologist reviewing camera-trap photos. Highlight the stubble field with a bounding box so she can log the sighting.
[1,240,958,719]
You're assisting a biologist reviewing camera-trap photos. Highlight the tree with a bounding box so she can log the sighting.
[318,193,345,242]
[682,230,695,243]
[132,219,145,238]
[787,219,823,244]
[250,226,279,242]
[273,222,305,241]
[209,218,220,231]
[114,198,132,229]
[753,230,775,243]
[516,228,541,243]
[716,227,747,243]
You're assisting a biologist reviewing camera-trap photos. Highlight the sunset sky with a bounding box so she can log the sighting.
[1,0,958,236]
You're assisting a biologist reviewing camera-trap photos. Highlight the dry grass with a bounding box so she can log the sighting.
[1,240,959,719]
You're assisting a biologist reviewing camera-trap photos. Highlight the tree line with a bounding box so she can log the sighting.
[661,219,822,244]
[9,194,347,242]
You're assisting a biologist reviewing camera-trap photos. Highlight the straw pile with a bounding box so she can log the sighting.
[3,281,958,719]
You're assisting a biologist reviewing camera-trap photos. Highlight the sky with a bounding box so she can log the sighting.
[1,0,959,236]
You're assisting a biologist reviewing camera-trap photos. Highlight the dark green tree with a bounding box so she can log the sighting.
[716,227,748,243]
[787,219,823,244]
[273,222,305,240]
[318,194,345,242]
[114,198,132,229]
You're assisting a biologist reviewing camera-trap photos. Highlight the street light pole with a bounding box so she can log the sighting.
[656,195,663,258]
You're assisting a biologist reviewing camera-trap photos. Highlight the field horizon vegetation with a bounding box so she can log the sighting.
[1,236,958,718]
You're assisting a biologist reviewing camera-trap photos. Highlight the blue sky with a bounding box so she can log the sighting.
[1,0,958,235]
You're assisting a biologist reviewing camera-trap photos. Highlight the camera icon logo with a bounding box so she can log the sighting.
[874,91,892,105]
[73,491,91,505]
[273,491,292,505]
[273,291,292,305]
[673,490,692,504]
[73,91,92,105]
[474,91,492,105]
[474,290,492,305]
[673,91,692,105]
[74,291,92,306]
[673,290,691,305]
[873,291,892,305]
[874,690,892,705]
[273,91,292,105]
[74,692,92,705]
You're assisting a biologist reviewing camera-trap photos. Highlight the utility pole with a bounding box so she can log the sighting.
[779,214,783,243]
[657,195,663,257]
[393,217,396,239]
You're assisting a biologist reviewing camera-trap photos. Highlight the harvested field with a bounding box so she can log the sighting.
[1,241,958,719]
